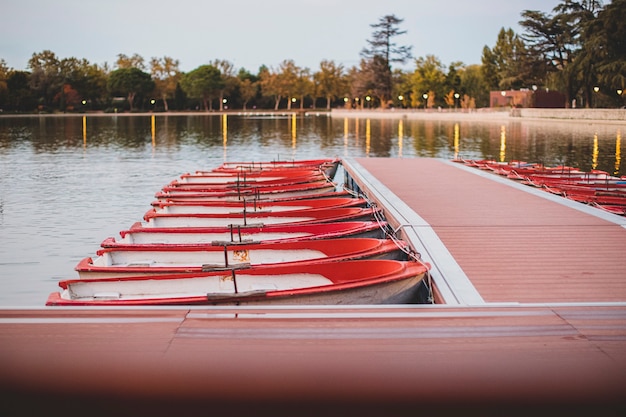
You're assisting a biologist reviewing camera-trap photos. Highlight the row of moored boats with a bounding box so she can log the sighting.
[455,159,626,216]
[47,158,431,306]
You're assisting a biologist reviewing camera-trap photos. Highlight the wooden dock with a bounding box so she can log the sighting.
[1,157,625,417]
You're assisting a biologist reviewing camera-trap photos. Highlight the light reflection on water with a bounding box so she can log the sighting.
[0,114,623,306]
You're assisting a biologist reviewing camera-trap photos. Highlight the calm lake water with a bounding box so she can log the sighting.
[0,113,623,306]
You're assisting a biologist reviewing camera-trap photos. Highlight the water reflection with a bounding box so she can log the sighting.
[453,123,460,160]
[398,119,403,157]
[0,114,623,175]
[616,130,621,175]
[593,133,599,169]
[500,125,506,162]
[365,118,371,156]
[82,115,87,147]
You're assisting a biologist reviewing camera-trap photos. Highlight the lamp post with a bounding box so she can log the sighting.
[593,86,600,108]
[454,92,460,110]
[365,96,371,109]
[223,98,228,110]
[398,95,404,108]
[422,93,428,110]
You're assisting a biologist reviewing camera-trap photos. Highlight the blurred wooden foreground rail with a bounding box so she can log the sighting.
[1,157,626,417]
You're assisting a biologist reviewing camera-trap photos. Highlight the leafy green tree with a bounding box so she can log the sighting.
[459,64,489,108]
[519,7,579,105]
[360,14,412,108]
[409,55,446,108]
[0,59,9,109]
[576,0,625,106]
[6,71,34,111]
[314,60,345,110]
[481,28,530,91]
[107,67,155,111]
[392,68,412,108]
[211,60,238,111]
[179,65,223,111]
[81,63,109,109]
[150,56,180,111]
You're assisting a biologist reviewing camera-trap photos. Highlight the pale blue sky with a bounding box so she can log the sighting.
[2,0,563,73]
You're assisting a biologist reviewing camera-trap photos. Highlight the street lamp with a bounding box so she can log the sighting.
[422,93,428,110]
[365,96,371,109]
[454,92,460,110]
[593,86,600,108]
[398,95,404,108]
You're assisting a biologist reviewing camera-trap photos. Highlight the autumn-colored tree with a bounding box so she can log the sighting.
[259,60,300,110]
[259,67,281,110]
[237,68,259,110]
[150,56,180,111]
[116,53,146,70]
[277,60,299,110]
[238,78,256,110]
[54,84,81,109]
[314,60,345,110]
[444,90,456,108]
[294,67,313,109]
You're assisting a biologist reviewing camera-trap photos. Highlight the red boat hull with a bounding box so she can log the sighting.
[47,259,430,306]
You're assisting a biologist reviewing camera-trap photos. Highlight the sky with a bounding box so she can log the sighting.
[2,0,563,73]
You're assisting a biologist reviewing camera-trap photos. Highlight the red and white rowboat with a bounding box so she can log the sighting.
[150,196,368,215]
[155,181,338,201]
[211,158,340,177]
[76,238,409,279]
[157,190,354,204]
[142,206,380,228]
[103,221,388,248]
[47,259,430,306]
[179,168,327,183]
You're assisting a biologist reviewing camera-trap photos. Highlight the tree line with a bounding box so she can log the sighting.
[0,0,623,113]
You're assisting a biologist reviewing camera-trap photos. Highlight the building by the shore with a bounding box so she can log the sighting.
[490,89,566,108]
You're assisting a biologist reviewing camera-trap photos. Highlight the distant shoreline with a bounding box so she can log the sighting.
[2,108,625,125]
[331,108,626,125]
